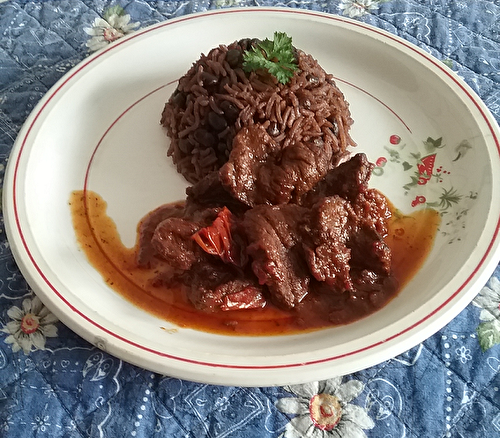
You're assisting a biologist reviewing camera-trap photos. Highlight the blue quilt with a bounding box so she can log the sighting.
[1,1,499,437]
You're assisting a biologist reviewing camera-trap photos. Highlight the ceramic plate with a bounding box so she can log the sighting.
[4,8,500,386]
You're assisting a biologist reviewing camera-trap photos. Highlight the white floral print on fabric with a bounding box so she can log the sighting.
[84,5,140,52]
[1,295,58,354]
[215,0,240,7]
[339,0,380,18]
[473,275,500,351]
[276,377,374,437]
[455,345,472,364]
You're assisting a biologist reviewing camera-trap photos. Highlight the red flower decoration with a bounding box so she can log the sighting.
[390,134,401,145]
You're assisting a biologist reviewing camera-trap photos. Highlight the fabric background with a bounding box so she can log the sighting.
[0,1,499,437]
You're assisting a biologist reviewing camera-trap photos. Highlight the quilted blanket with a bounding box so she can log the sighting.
[0,1,499,437]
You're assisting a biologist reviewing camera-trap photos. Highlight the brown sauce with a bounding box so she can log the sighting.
[69,190,440,335]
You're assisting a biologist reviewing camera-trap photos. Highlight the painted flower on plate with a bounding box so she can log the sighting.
[84,6,140,52]
[339,0,379,18]
[276,377,374,437]
[473,274,500,351]
[1,295,58,354]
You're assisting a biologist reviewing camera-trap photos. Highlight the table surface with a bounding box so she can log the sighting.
[0,1,499,437]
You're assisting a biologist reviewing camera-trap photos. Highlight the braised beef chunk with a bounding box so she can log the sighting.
[146,134,393,315]
[349,226,391,274]
[303,196,355,291]
[347,188,392,294]
[137,203,185,267]
[220,285,266,311]
[219,125,285,206]
[149,205,224,271]
[152,217,203,271]
[150,204,244,270]
[186,260,266,312]
[243,204,311,309]
[185,171,248,216]
[220,125,335,206]
[185,260,234,310]
[352,188,391,238]
[300,153,373,206]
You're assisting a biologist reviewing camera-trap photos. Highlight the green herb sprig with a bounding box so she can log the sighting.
[242,32,298,84]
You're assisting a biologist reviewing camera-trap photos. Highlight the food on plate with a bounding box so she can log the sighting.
[71,33,440,335]
[153,34,394,316]
[160,32,354,195]
[70,190,440,334]
[138,150,395,314]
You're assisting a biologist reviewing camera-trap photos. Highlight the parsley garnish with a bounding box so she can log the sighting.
[242,32,298,84]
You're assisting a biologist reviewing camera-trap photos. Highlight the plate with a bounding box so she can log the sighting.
[3,7,500,386]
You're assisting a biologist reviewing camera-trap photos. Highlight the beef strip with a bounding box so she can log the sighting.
[185,260,266,312]
[152,217,203,271]
[300,152,373,206]
[348,188,393,292]
[302,196,355,292]
[242,204,311,309]
[136,203,185,267]
[185,171,248,216]
[219,125,336,206]
[151,206,222,271]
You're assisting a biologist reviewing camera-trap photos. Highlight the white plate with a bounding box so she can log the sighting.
[4,8,500,386]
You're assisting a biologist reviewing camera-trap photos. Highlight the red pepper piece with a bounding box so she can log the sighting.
[192,207,243,266]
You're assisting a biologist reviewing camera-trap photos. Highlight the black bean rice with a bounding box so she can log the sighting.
[161,40,355,184]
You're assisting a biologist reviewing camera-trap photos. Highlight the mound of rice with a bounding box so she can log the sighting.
[161,38,355,185]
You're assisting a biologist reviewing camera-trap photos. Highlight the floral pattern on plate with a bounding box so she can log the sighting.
[372,134,477,244]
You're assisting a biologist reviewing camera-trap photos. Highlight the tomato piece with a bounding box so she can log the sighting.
[192,207,243,265]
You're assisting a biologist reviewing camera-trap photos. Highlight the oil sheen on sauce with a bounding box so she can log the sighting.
[69,190,441,336]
